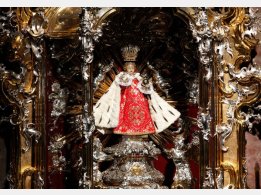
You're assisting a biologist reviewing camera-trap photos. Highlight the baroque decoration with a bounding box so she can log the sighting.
[0,7,260,189]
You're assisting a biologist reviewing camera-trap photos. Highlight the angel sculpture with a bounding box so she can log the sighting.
[93,45,180,135]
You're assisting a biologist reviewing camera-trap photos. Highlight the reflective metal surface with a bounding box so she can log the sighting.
[101,136,166,188]
[1,7,260,189]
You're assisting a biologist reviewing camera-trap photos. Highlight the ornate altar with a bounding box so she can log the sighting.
[0,7,260,189]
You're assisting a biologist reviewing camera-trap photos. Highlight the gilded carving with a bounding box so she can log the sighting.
[212,7,261,188]
[1,7,260,189]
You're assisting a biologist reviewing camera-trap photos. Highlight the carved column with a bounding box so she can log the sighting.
[190,8,216,188]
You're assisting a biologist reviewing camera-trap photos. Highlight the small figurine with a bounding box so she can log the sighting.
[93,45,180,135]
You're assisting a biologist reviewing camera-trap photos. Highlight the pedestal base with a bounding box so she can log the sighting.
[101,135,167,188]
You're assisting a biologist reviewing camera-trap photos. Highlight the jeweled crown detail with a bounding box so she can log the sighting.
[121,45,140,62]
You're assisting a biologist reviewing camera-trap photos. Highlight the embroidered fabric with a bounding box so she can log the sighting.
[137,80,153,95]
[115,72,140,86]
[115,72,153,94]
[93,71,181,135]
[113,78,155,135]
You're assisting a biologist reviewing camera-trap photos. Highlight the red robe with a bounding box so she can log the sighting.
[93,72,181,135]
[113,79,156,135]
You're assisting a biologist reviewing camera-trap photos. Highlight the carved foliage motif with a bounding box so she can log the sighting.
[0,8,48,154]
[189,7,261,189]
[215,8,261,151]
[80,8,106,146]
[92,7,200,188]
[0,8,46,188]
[45,36,83,187]
[190,8,214,144]
[1,7,260,189]
[211,7,261,188]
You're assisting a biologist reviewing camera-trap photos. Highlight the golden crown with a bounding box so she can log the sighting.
[121,45,140,62]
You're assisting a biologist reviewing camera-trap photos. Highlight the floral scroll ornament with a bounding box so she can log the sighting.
[48,134,67,172]
[190,8,214,142]
[210,8,260,152]
[216,48,260,152]
[190,9,213,82]
[164,134,193,189]
[239,41,261,139]
[93,61,114,91]
[80,8,106,146]
[202,167,215,189]
[80,8,108,189]
[80,8,103,81]
[0,8,45,153]
[48,82,68,131]
[197,107,212,141]
[47,82,68,173]
[242,8,261,40]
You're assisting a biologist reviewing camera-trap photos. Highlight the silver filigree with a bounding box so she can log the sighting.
[48,82,68,131]
[94,61,114,91]
[186,76,199,104]
[80,8,109,146]
[93,161,102,187]
[210,13,233,61]
[101,136,166,188]
[190,9,212,43]
[216,44,260,152]
[21,100,41,152]
[215,167,224,189]
[93,137,112,162]
[93,137,113,187]
[103,136,161,158]
[82,103,96,143]
[240,104,261,137]
[34,172,44,189]
[242,8,261,39]
[73,157,83,170]
[0,8,17,40]
[81,8,104,81]
[23,122,41,144]
[190,8,213,82]
[228,63,260,80]
[217,47,261,152]
[197,107,212,141]
[0,9,47,153]
[80,8,111,188]
[216,123,232,152]
[216,98,239,152]
[215,166,235,189]
[26,10,47,37]
[147,62,171,96]
[79,172,92,189]
[190,8,215,144]
[0,62,41,153]
[202,167,215,188]
[164,133,192,189]
[48,134,67,172]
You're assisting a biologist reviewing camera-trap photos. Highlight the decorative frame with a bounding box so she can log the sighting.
[0,7,260,189]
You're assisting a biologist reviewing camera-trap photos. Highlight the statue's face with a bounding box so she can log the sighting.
[125,62,136,74]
